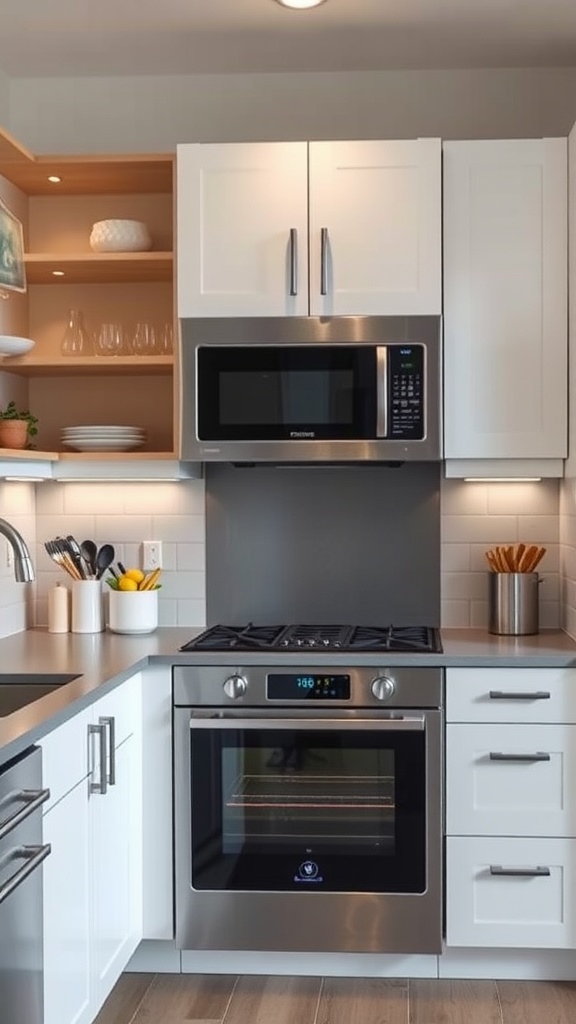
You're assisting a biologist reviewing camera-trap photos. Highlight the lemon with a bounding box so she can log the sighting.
[118,575,138,591]
[125,568,145,584]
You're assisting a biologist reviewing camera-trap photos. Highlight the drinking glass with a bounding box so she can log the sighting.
[158,322,174,355]
[131,322,157,356]
[95,322,124,356]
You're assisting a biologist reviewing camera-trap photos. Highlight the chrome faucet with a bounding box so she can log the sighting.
[0,517,35,582]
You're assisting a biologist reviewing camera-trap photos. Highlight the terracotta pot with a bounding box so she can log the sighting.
[0,419,30,450]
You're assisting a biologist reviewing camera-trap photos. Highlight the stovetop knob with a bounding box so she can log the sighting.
[223,674,248,700]
[371,676,396,702]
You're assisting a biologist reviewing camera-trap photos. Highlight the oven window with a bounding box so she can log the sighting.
[190,726,426,893]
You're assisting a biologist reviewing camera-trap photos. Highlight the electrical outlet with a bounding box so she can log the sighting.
[142,540,162,571]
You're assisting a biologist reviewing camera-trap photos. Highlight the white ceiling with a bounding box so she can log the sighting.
[1,0,576,78]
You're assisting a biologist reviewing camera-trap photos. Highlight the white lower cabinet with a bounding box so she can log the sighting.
[447,836,576,949]
[41,674,143,1024]
[445,667,576,951]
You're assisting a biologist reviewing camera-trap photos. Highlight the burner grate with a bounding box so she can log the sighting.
[180,623,442,654]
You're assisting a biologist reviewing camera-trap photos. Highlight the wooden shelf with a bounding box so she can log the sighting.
[58,451,178,461]
[0,145,174,195]
[1,356,173,377]
[24,252,173,284]
[0,448,58,460]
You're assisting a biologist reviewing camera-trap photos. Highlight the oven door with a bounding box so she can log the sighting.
[174,708,443,954]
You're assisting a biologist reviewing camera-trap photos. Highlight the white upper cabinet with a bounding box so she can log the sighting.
[177,142,309,317]
[177,139,441,317]
[308,139,441,316]
[443,138,568,463]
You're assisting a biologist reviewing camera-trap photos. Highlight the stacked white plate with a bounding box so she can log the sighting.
[61,424,146,452]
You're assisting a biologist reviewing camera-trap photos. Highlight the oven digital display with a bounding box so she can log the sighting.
[267,674,351,700]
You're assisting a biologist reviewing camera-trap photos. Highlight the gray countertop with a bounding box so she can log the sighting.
[1,625,576,765]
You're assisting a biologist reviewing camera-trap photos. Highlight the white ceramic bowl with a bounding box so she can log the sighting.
[0,335,35,356]
[89,219,152,253]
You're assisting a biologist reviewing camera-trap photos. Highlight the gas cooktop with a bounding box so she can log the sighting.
[180,623,442,654]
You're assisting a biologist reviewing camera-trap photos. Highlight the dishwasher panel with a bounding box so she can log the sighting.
[0,746,50,1024]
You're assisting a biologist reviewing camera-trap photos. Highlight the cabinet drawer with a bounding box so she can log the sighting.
[447,724,576,837]
[446,836,576,949]
[41,707,89,813]
[446,668,576,723]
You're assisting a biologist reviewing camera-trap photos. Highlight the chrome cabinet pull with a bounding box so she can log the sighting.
[489,690,551,700]
[289,228,298,296]
[320,227,328,295]
[489,865,550,878]
[0,843,51,906]
[88,722,107,795]
[100,715,116,786]
[489,752,551,762]
[0,788,50,842]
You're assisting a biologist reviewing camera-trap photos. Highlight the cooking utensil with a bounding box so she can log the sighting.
[485,543,546,573]
[66,535,90,579]
[44,539,83,580]
[80,539,97,577]
[95,543,115,580]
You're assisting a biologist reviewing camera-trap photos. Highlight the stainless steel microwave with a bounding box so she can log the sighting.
[180,316,442,463]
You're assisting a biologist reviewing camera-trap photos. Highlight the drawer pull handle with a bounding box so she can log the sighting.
[489,752,551,762]
[490,865,550,878]
[489,690,551,700]
[289,228,298,296]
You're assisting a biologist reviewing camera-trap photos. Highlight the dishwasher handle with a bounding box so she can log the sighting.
[0,843,51,907]
[0,788,50,843]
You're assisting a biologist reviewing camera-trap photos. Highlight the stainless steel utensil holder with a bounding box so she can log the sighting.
[488,572,540,636]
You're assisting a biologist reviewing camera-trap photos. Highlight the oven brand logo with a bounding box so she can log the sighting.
[290,431,315,438]
[295,859,323,884]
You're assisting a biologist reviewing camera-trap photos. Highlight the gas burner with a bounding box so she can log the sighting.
[180,623,442,654]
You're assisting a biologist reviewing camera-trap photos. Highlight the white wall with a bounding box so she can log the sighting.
[7,68,576,154]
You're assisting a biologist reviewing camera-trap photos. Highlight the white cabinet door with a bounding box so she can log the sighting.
[90,734,142,1008]
[177,142,309,317]
[443,138,568,460]
[141,665,173,939]
[43,780,91,1024]
[309,139,441,316]
[447,836,576,949]
[447,723,576,837]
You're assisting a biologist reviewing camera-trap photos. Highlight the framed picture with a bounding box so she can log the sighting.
[0,197,26,293]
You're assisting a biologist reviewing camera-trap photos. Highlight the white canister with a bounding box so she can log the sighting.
[108,589,158,634]
[48,582,70,633]
[71,580,104,634]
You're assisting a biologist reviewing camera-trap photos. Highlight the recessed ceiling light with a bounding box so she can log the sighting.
[275,0,327,9]
[52,270,65,277]
[47,175,62,183]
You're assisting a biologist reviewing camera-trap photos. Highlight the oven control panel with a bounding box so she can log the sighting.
[267,674,351,700]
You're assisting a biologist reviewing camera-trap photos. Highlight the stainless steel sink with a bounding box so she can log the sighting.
[0,674,81,717]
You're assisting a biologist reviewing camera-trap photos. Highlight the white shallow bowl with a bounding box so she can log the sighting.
[89,219,152,253]
[0,335,35,357]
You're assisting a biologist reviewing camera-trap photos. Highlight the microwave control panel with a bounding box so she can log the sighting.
[388,345,425,439]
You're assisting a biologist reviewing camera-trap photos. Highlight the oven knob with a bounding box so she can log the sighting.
[371,676,396,701]
[223,674,248,699]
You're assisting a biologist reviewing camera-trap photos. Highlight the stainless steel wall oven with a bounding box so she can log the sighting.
[173,634,443,955]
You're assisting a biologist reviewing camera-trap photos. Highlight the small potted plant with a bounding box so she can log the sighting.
[0,401,39,450]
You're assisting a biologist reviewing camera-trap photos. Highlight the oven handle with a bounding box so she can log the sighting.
[189,714,426,731]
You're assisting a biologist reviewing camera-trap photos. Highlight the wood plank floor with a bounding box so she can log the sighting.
[94,973,576,1024]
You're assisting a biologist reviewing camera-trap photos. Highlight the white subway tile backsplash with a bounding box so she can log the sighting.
[487,480,559,516]
[440,544,470,572]
[176,543,205,571]
[440,480,489,515]
[442,514,519,543]
[443,572,488,601]
[441,600,471,628]
[516,515,561,542]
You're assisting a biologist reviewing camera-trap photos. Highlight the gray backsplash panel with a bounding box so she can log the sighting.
[206,462,440,626]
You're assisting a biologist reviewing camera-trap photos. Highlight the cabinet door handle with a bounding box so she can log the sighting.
[88,723,107,795]
[99,715,116,786]
[0,788,50,842]
[489,865,550,878]
[289,228,298,296]
[0,843,51,906]
[320,227,328,295]
[489,690,551,700]
[489,752,551,762]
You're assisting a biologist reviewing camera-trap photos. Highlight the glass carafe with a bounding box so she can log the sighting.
[61,309,91,356]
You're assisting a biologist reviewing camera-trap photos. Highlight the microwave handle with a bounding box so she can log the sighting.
[289,228,298,296]
[320,228,328,295]
[376,346,388,438]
